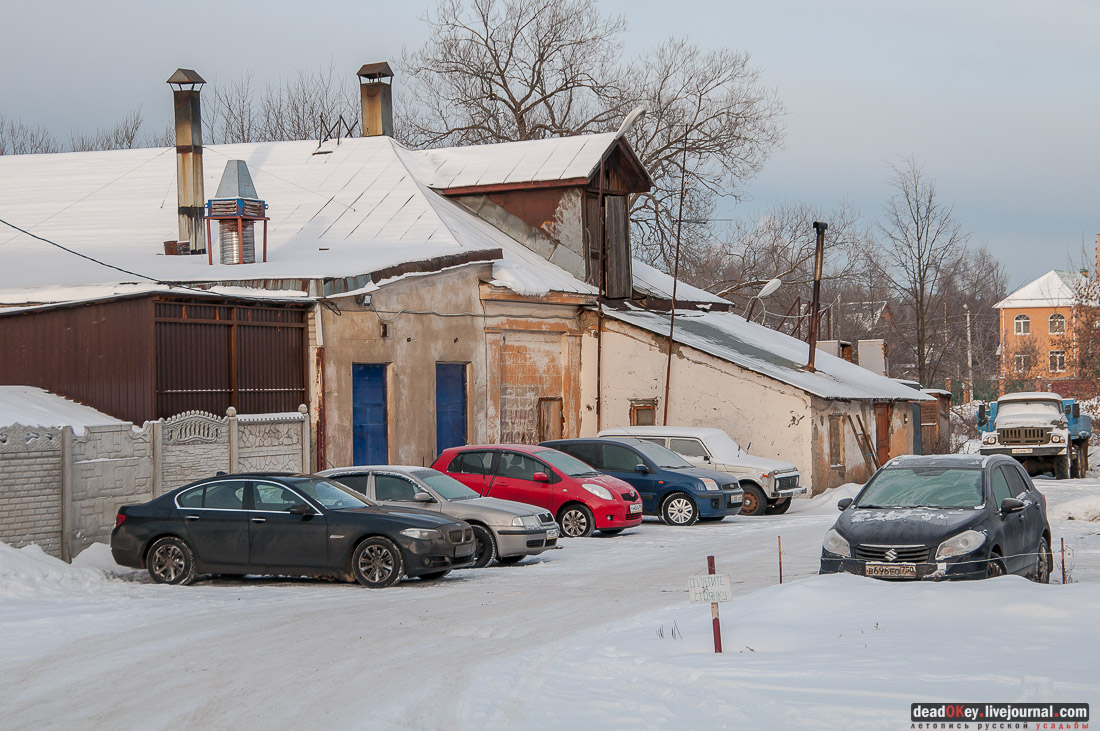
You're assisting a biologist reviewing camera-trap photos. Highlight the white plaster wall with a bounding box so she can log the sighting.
[580,319,816,481]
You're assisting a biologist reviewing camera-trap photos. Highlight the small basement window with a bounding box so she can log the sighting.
[630,401,657,426]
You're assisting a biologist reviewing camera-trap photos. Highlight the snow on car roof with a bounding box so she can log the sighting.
[604,307,933,401]
[598,425,730,439]
[0,386,126,435]
[998,391,1064,402]
[0,135,602,303]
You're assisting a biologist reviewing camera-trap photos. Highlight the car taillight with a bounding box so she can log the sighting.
[115,513,127,528]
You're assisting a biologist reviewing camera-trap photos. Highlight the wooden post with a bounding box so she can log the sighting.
[778,536,783,584]
[707,555,722,653]
[1061,537,1067,584]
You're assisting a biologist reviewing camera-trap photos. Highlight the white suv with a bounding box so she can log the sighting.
[597,426,805,515]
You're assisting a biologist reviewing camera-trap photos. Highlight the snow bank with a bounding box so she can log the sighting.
[789,482,862,515]
[1048,495,1100,522]
[0,542,110,599]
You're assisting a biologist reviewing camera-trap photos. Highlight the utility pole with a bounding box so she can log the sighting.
[804,221,827,372]
[964,303,975,402]
[662,137,689,425]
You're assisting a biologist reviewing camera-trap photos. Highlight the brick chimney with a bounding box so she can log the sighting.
[357,62,394,137]
[167,68,207,254]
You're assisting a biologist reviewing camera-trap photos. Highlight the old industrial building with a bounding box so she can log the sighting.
[0,63,926,485]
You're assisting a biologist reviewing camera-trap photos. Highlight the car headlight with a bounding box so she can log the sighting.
[699,478,719,491]
[581,483,614,501]
[823,528,850,557]
[511,515,540,528]
[935,529,986,560]
[1051,434,1065,444]
[982,434,997,445]
[400,528,441,540]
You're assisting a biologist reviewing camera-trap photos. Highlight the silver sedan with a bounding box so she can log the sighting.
[319,466,560,568]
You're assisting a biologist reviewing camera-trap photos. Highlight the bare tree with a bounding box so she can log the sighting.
[0,113,61,155]
[202,65,358,144]
[878,157,970,385]
[399,0,785,263]
[70,108,145,151]
[400,0,628,146]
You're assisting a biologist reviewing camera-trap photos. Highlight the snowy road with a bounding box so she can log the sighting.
[2,479,1099,730]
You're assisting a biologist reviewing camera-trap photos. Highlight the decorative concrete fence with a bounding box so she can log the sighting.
[0,406,310,561]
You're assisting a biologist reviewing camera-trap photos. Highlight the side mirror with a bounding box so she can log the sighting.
[533,472,551,483]
[1000,497,1025,515]
[977,404,987,427]
[634,464,650,474]
[1073,404,1080,418]
[414,491,435,502]
[702,455,711,462]
[289,503,313,515]
[837,497,853,511]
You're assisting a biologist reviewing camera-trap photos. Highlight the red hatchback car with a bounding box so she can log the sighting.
[432,445,643,538]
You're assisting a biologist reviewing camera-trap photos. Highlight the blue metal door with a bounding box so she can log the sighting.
[436,363,467,454]
[352,364,388,464]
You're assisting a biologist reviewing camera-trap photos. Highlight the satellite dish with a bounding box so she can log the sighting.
[758,278,782,298]
[614,106,647,139]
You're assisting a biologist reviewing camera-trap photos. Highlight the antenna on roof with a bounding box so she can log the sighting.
[615,106,647,139]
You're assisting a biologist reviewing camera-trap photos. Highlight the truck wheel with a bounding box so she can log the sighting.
[739,483,767,516]
[1055,454,1071,480]
[765,498,792,515]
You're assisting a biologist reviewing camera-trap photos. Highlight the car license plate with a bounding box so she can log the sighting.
[455,544,475,557]
[865,562,917,578]
[629,503,642,514]
[1011,448,1033,454]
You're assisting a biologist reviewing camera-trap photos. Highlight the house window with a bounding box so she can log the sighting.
[1014,353,1031,372]
[630,401,657,426]
[1049,313,1066,334]
[1014,314,1030,335]
[1049,350,1066,373]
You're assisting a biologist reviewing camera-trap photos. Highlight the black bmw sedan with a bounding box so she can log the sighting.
[111,472,477,588]
[819,454,1053,582]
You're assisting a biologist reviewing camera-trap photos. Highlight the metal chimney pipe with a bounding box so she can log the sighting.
[804,221,828,372]
[167,68,207,253]
[357,62,394,137]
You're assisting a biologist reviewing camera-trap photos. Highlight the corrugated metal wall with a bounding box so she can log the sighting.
[0,298,155,423]
[0,295,309,424]
[154,300,307,418]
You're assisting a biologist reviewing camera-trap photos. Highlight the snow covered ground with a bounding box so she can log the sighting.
[2,479,1099,730]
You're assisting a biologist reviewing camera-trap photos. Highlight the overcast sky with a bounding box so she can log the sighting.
[3,0,1097,289]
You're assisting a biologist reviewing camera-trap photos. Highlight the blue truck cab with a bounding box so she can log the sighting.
[978,391,1091,478]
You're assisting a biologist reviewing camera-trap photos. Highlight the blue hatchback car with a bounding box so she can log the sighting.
[540,437,744,525]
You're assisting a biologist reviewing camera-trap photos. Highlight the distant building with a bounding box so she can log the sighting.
[994,269,1084,393]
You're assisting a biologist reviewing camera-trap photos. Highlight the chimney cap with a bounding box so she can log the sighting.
[357,62,394,81]
[167,68,206,86]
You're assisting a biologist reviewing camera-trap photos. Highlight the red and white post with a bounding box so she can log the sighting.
[707,555,723,653]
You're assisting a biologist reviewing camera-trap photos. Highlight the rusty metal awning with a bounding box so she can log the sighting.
[166,68,206,85]
[357,62,394,81]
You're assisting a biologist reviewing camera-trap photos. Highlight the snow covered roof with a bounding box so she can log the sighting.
[605,307,932,401]
[995,270,1082,309]
[631,260,732,306]
[0,135,605,304]
[0,386,126,434]
[412,133,621,190]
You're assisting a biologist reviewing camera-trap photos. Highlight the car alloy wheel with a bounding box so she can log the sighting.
[559,505,594,537]
[661,492,698,526]
[147,536,196,585]
[1034,537,1052,584]
[352,537,405,588]
[986,552,1006,578]
[470,525,496,569]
